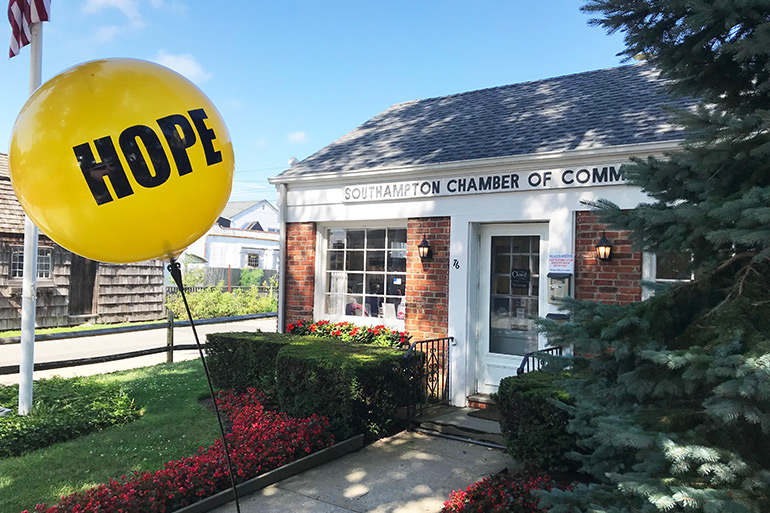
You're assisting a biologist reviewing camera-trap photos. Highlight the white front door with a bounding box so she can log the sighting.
[476,224,548,394]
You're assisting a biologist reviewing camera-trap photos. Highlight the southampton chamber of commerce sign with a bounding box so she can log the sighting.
[342,165,625,203]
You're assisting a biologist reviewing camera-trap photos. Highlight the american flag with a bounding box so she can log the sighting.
[8,0,50,58]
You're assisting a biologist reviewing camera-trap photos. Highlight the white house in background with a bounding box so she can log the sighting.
[184,200,280,271]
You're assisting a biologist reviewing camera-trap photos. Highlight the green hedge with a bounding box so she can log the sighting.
[276,340,419,440]
[492,371,577,473]
[205,331,420,440]
[0,377,141,458]
[205,331,300,393]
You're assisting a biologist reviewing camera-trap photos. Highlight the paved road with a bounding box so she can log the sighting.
[0,316,277,386]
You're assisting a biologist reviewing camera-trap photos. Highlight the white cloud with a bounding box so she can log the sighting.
[93,25,122,43]
[287,131,308,144]
[153,50,212,83]
[83,0,144,28]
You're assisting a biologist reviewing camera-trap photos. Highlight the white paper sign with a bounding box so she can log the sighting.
[548,254,574,274]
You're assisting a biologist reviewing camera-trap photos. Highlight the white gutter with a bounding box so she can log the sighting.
[266,139,683,186]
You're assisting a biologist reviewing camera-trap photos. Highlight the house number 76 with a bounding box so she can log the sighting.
[452,259,460,269]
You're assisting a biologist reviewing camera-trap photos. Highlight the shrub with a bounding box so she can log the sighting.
[275,340,419,440]
[238,268,264,287]
[27,389,334,513]
[166,283,277,319]
[442,470,565,513]
[493,371,577,473]
[287,319,411,348]
[0,377,140,458]
[205,331,302,393]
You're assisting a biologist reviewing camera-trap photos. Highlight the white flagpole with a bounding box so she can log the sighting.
[18,20,43,416]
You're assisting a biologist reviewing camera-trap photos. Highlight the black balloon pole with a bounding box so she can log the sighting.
[167,258,241,513]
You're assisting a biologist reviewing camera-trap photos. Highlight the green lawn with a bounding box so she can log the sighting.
[0,360,221,513]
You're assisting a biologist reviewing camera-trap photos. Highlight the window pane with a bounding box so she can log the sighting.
[347,230,365,249]
[325,294,345,316]
[366,229,386,249]
[386,274,406,297]
[345,295,366,316]
[512,255,529,270]
[328,250,344,271]
[327,271,347,294]
[656,253,692,281]
[11,248,22,278]
[347,273,363,294]
[328,229,345,249]
[37,248,52,279]
[493,237,510,254]
[366,250,385,271]
[366,274,385,295]
[491,298,511,329]
[512,236,528,253]
[494,276,510,295]
[365,295,383,317]
[387,250,406,272]
[346,251,364,271]
[388,228,407,248]
[494,255,509,274]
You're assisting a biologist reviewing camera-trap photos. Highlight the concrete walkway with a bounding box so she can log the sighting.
[212,413,514,513]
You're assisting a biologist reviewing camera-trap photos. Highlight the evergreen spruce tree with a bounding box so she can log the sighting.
[538,2,770,512]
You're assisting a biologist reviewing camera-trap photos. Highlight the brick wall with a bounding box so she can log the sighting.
[574,211,641,305]
[405,217,450,341]
[284,222,316,327]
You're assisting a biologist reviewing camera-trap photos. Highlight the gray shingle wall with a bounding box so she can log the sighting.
[278,64,694,178]
[0,153,26,234]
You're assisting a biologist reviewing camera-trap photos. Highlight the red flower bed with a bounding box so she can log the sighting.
[287,319,411,348]
[27,389,334,513]
[441,471,566,513]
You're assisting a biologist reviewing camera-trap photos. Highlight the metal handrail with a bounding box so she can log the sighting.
[403,336,453,421]
[516,346,563,375]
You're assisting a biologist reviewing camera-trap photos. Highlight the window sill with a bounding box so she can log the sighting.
[7,279,56,291]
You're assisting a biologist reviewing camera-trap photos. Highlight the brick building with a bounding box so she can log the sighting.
[269,64,695,405]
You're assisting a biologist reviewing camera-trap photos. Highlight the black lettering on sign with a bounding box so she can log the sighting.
[73,108,222,205]
[511,268,530,288]
[73,137,134,205]
[157,114,197,176]
[188,108,222,166]
[118,125,171,188]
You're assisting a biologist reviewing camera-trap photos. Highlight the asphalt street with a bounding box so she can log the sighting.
[0,316,277,386]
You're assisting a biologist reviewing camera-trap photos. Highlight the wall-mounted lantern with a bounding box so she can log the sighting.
[595,232,613,261]
[417,235,432,261]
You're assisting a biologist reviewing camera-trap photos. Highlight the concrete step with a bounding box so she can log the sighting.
[412,405,505,447]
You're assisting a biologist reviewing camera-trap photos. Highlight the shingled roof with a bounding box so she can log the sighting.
[0,153,26,234]
[276,63,694,179]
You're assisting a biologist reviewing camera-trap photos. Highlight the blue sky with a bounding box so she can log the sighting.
[1,1,628,204]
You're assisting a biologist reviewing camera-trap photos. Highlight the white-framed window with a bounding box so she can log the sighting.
[323,227,407,321]
[247,253,260,268]
[10,246,53,279]
[642,252,694,299]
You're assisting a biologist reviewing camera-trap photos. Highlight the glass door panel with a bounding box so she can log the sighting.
[489,235,539,356]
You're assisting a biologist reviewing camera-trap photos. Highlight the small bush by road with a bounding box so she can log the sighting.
[166,285,277,319]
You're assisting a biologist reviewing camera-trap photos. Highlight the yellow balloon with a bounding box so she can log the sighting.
[8,58,234,263]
